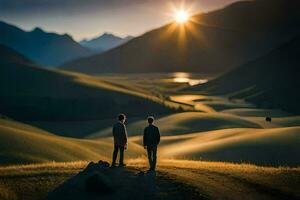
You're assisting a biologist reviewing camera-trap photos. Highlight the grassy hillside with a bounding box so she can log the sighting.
[169,94,255,112]
[0,44,32,64]
[221,108,291,117]
[0,45,175,130]
[62,0,300,74]
[188,34,300,114]
[0,118,144,165]
[155,127,300,166]
[89,112,261,138]
[2,110,299,167]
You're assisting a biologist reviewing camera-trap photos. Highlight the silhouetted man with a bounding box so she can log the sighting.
[143,116,160,171]
[112,114,128,167]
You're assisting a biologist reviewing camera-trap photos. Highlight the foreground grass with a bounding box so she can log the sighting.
[0,162,88,200]
[0,160,299,200]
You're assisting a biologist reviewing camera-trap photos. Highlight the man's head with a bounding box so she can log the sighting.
[147,116,154,124]
[118,113,126,123]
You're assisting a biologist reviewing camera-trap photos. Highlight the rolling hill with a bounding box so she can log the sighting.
[188,34,300,114]
[89,112,261,138]
[80,33,133,52]
[1,110,299,167]
[157,127,300,166]
[0,21,91,66]
[0,44,173,124]
[0,117,143,165]
[62,0,300,74]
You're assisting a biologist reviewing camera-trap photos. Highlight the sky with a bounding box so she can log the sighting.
[0,0,238,41]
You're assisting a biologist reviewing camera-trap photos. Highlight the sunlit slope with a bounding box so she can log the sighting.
[189,34,300,114]
[222,108,291,117]
[0,45,173,122]
[89,112,261,138]
[169,94,255,112]
[156,127,300,166]
[0,118,144,165]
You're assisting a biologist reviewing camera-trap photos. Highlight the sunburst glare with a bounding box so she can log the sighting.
[174,10,190,24]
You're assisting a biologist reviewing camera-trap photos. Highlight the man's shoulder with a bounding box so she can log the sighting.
[152,125,159,129]
[149,125,159,130]
[113,122,124,128]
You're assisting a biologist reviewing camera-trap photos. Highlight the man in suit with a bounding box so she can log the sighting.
[143,116,160,171]
[112,113,128,167]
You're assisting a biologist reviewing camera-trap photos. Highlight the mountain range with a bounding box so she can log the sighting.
[188,34,300,114]
[62,0,300,74]
[0,21,91,67]
[80,33,133,52]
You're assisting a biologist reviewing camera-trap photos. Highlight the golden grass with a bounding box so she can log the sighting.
[0,159,299,200]
[222,108,291,117]
[128,158,300,171]
[161,127,300,163]
[169,95,255,112]
[0,185,17,200]
[170,95,216,112]
[0,161,90,200]
[0,161,88,176]
[128,159,300,199]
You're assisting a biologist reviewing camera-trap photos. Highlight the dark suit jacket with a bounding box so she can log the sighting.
[112,122,128,147]
[143,124,160,147]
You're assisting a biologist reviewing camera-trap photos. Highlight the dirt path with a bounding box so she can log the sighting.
[160,167,300,200]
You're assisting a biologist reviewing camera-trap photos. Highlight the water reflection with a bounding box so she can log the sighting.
[173,72,208,86]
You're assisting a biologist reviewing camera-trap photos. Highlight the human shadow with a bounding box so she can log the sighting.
[136,170,157,199]
[46,161,158,200]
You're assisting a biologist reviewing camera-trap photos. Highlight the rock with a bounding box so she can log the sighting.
[85,173,113,195]
[84,160,110,173]
[98,160,110,168]
[84,161,97,173]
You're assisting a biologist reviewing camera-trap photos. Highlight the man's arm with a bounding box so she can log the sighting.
[156,127,161,145]
[143,128,147,148]
[112,125,116,137]
[122,124,128,144]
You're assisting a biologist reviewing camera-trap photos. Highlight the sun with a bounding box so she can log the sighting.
[174,10,190,24]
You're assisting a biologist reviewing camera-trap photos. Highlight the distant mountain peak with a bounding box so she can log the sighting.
[102,32,118,37]
[124,35,134,40]
[80,32,134,52]
[32,27,44,33]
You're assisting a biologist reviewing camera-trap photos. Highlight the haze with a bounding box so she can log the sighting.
[0,0,238,40]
